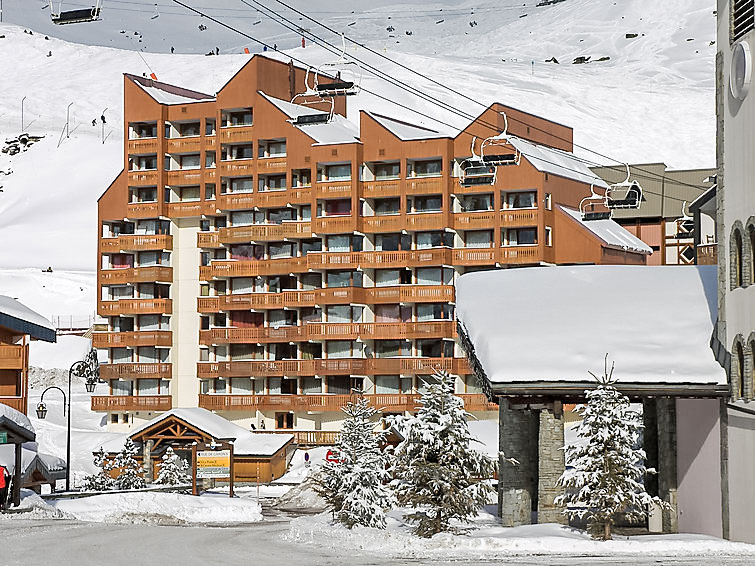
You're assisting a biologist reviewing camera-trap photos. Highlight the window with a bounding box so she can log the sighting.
[322,199,351,217]
[505,227,538,246]
[292,168,312,187]
[375,234,401,252]
[374,340,411,358]
[465,230,492,248]
[733,0,755,42]
[138,379,159,396]
[258,139,286,158]
[221,144,253,161]
[545,226,553,247]
[301,377,322,395]
[408,159,442,177]
[326,341,354,358]
[319,163,351,181]
[416,231,452,249]
[416,267,452,285]
[179,186,200,201]
[129,122,157,139]
[205,152,216,168]
[327,235,351,252]
[178,154,200,169]
[327,270,361,288]
[205,183,216,200]
[177,122,200,137]
[326,305,362,323]
[269,242,294,259]
[735,340,746,399]
[375,269,400,287]
[416,303,453,321]
[268,208,295,225]
[301,240,322,255]
[229,177,253,193]
[375,375,400,394]
[205,118,216,136]
[374,198,401,216]
[111,380,133,396]
[222,108,253,127]
[258,174,286,192]
[544,192,552,210]
[410,195,442,213]
[732,227,745,288]
[230,378,252,394]
[129,155,158,171]
[460,194,493,212]
[505,191,537,209]
[374,162,400,180]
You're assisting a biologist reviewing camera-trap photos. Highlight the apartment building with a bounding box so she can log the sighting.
[94,55,649,439]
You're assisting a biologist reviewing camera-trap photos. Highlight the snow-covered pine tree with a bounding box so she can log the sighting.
[393,370,496,537]
[555,356,669,540]
[156,446,190,486]
[80,447,115,492]
[114,438,146,490]
[315,396,394,529]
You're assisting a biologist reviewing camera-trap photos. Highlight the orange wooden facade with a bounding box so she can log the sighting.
[94,55,647,426]
[0,330,30,415]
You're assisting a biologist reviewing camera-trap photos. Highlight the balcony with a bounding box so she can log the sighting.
[305,321,455,341]
[453,211,498,230]
[99,299,172,316]
[500,245,540,264]
[198,290,317,312]
[0,345,24,370]
[697,243,718,265]
[405,177,446,195]
[312,216,357,234]
[500,208,538,227]
[359,215,405,233]
[126,202,162,219]
[217,188,311,211]
[167,200,217,218]
[91,395,172,412]
[316,287,366,305]
[127,138,158,154]
[206,137,216,152]
[127,170,159,186]
[452,248,498,266]
[218,222,311,243]
[404,212,446,231]
[362,180,401,199]
[92,331,172,348]
[307,248,452,270]
[99,266,173,285]
[219,126,254,142]
[100,235,173,253]
[166,169,203,186]
[166,137,201,153]
[220,160,254,177]
[365,285,454,304]
[200,258,308,279]
[197,232,221,248]
[198,392,492,414]
[99,363,172,380]
[200,326,306,344]
[314,181,353,199]
[258,157,287,172]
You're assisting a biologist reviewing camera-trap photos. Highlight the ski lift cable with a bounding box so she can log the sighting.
[169,1,705,205]
[265,0,707,193]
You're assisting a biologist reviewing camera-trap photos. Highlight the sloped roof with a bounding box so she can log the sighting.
[126,74,215,105]
[0,296,56,342]
[559,206,652,254]
[365,111,452,140]
[125,408,293,456]
[509,137,608,188]
[456,265,726,392]
[0,405,35,446]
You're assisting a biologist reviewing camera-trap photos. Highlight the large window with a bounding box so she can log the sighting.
[229,177,253,193]
[222,108,253,127]
[221,144,253,161]
[258,139,286,158]
[408,158,442,177]
[129,155,158,171]
[504,191,537,209]
[504,227,538,246]
[416,231,452,249]
[410,195,442,213]
[374,198,401,216]
[460,194,493,212]
[465,230,493,248]
[129,122,157,139]
[374,162,400,180]
[374,340,411,358]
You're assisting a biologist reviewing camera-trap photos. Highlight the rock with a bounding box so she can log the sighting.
[545,56,559,64]
[572,56,591,64]
[595,56,610,62]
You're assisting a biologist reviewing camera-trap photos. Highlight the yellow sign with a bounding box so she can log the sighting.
[196,450,230,479]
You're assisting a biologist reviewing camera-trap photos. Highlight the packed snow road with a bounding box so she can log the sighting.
[0,515,752,566]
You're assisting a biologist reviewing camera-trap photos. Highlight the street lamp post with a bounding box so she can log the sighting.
[36,349,100,492]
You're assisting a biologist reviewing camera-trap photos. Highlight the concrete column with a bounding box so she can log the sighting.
[498,399,538,526]
[143,440,154,483]
[537,404,567,524]
[657,397,679,533]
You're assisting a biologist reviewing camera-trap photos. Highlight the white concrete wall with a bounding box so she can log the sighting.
[172,218,200,409]
[726,406,755,542]
[676,398,723,537]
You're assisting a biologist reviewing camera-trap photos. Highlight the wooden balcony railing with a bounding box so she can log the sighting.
[127,170,159,186]
[453,211,498,230]
[200,257,308,280]
[99,299,172,316]
[312,215,357,234]
[305,321,455,341]
[362,180,401,198]
[98,266,173,285]
[220,160,254,176]
[0,345,25,370]
[205,169,217,182]
[126,202,161,219]
[166,137,201,154]
[218,222,311,243]
[405,176,446,195]
[166,169,202,186]
[359,215,405,233]
[216,188,311,211]
[100,235,173,253]
[166,200,218,218]
[500,208,538,226]
[200,326,306,344]
[697,243,718,265]
[206,137,217,151]
[365,285,454,304]
[314,181,353,199]
[197,357,470,378]
[198,392,493,414]
[127,137,158,153]
[99,363,172,380]
[91,395,172,412]
[219,126,254,142]
[198,290,318,312]
[258,157,287,172]
[500,245,540,264]
[452,248,498,266]
[197,232,221,248]
[404,212,446,231]
[0,397,25,413]
[315,287,366,305]
[306,248,452,270]
[92,331,172,348]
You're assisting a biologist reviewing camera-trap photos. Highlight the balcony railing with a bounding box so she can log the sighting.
[500,245,540,264]
[100,235,173,253]
[198,290,317,312]
[99,299,172,316]
[126,202,161,219]
[0,345,24,370]
[306,248,452,270]
[500,208,538,226]
[452,248,498,266]
[166,201,218,218]
[362,180,401,199]
[314,181,353,199]
[404,212,446,231]
[98,266,173,285]
[197,232,221,248]
[305,321,455,341]
[127,170,159,186]
[359,214,405,233]
[198,392,493,414]
[312,215,357,234]
[219,126,254,142]
[220,160,254,177]
[258,157,287,172]
[405,177,445,194]
[453,211,498,230]
[697,243,718,265]
[166,137,201,154]
[197,357,470,378]
[200,326,306,344]
[216,188,311,211]
[91,395,172,412]
[200,258,308,279]
[166,169,203,186]
[99,363,172,380]
[364,285,454,304]
[127,138,158,153]
[218,222,311,243]
[92,331,172,348]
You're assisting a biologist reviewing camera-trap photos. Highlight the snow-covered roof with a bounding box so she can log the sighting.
[127,408,293,456]
[456,265,726,392]
[260,93,361,146]
[559,206,652,254]
[0,295,56,342]
[365,111,452,140]
[509,137,609,189]
[0,404,35,442]
[136,83,215,105]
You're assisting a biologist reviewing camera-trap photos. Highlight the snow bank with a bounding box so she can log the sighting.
[29,335,92,371]
[275,478,328,513]
[51,492,263,525]
[287,511,755,558]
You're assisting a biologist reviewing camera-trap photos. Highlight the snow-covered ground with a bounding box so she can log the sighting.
[1,0,715,273]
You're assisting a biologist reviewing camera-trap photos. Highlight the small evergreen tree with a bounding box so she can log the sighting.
[80,447,115,492]
[393,370,496,537]
[156,447,190,486]
[114,438,146,490]
[315,397,395,529]
[556,356,669,540]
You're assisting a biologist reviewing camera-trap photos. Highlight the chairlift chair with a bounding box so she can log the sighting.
[579,181,612,221]
[458,114,521,188]
[49,0,103,24]
[312,34,363,97]
[605,164,644,210]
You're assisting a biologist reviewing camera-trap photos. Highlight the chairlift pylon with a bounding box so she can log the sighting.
[49,0,103,24]
[458,113,520,188]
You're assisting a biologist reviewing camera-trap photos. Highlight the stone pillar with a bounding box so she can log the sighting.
[498,399,538,526]
[143,440,154,483]
[657,398,678,533]
[537,403,567,524]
